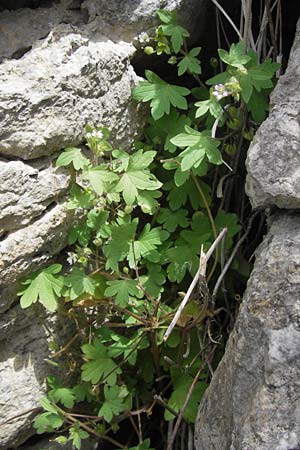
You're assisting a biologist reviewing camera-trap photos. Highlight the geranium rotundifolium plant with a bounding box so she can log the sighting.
[17,7,280,449]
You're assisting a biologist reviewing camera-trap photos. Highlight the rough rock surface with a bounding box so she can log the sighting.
[0,159,70,236]
[82,0,209,42]
[246,19,300,209]
[0,203,73,313]
[195,213,300,450]
[0,305,74,450]
[0,25,142,160]
[0,9,145,317]
[0,0,85,62]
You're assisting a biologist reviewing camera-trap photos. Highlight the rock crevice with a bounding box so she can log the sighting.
[195,17,300,450]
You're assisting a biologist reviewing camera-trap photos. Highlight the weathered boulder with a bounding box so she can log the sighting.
[0,16,145,319]
[0,10,146,315]
[0,25,142,160]
[0,304,74,450]
[246,18,300,209]
[0,0,85,62]
[0,203,73,313]
[0,159,70,236]
[82,0,210,42]
[195,213,300,450]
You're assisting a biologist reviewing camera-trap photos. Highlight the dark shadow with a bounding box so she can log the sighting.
[0,0,57,12]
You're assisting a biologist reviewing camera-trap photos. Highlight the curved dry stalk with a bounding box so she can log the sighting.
[166,349,215,450]
[265,0,278,57]
[154,395,178,418]
[212,211,259,298]
[242,0,256,51]
[163,228,227,342]
[210,0,243,40]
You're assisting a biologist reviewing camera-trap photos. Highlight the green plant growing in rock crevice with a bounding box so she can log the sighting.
[17,7,280,450]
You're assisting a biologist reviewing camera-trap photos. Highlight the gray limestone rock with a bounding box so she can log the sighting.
[0,1,85,62]
[0,24,144,160]
[0,305,75,450]
[246,19,300,209]
[0,159,70,236]
[0,10,147,445]
[82,0,209,42]
[0,203,73,313]
[195,213,300,450]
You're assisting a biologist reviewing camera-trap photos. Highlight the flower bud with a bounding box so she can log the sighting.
[210,57,218,68]
[124,206,133,214]
[168,56,177,65]
[93,238,103,247]
[144,46,154,55]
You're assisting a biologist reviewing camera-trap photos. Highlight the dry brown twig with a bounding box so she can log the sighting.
[166,348,216,450]
[163,228,227,342]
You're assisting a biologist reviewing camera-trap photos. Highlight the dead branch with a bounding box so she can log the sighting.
[163,229,227,342]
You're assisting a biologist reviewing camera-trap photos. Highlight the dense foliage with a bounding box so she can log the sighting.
[18,9,279,450]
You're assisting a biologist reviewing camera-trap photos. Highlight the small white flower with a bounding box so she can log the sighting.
[86,130,104,140]
[215,83,225,91]
[67,252,78,265]
[212,83,231,101]
[138,32,150,43]
[93,130,104,139]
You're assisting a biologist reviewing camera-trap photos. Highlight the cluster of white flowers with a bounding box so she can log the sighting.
[86,130,104,140]
[67,252,78,265]
[212,84,230,101]
[138,32,150,44]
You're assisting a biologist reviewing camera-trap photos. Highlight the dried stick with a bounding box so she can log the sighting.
[212,212,258,298]
[128,414,142,444]
[210,0,243,40]
[181,422,187,450]
[154,395,178,418]
[51,332,80,358]
[215,8,224,72]
[163,229,227,342]
[265,0,278,58]
[242,0,255,52]
[167,420,174,446]
[256,0,279,60]
[188,425,194,450]
[166,350,214,450]
[55,404,125,448]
